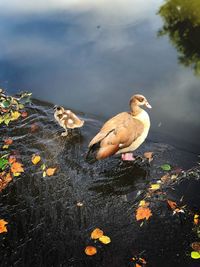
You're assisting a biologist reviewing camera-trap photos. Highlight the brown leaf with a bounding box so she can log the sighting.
[144,151,153,162]
[0,172,12,192]
[160,174,171,183]
[30,123,39,133]
[136,206,152,221]
[167,200,177,210]
[46,167,57,176]
[91,228,104,239]
[21,111,28,118]
[4,138,13,145]
[84,246,97,256]
[0,219,8,233]
[191,242,200,252]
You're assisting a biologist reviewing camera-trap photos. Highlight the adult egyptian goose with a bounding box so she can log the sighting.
[87,94,151,161]
[54,106,84,136]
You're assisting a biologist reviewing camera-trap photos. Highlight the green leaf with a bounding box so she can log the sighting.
[1,100,10,108]
[161,164,171,171]
[191,251,200,259]
[0,158,8,170]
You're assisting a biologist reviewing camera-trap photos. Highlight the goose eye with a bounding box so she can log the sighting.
[138,97,144,102]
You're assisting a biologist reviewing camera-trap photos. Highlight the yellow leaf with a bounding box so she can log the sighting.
[31,154,41,165]
[46,167,57,176]
[194,214,199,225]
[0,219,8,233]
[85,246,97,256]
[139,200,149,207]
[149,184,160,190]
[43,171,46,177]
[91,228,104,239]
[99,235,111,244]
[2,145,9,150]
[10,111,21,121]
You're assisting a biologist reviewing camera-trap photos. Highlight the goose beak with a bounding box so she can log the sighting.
[145,101,152,109]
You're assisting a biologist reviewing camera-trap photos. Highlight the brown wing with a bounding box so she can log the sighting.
[88,112,144,159]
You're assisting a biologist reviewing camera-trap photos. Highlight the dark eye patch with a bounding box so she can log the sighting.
[138,96,144,102]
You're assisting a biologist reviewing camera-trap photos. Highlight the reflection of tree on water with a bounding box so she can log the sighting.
[158,0,200,75]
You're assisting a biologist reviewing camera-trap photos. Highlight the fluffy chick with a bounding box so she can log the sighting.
[54,106,84,136]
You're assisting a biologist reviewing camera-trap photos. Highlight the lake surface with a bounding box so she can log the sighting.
[0,1,200,267]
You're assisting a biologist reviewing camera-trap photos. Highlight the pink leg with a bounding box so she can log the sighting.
[121,153,136,161]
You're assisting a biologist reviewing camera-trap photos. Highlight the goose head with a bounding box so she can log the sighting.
[129,94,152,114]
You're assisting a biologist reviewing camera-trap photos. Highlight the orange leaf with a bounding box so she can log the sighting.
[167,200,177,210]
[46,168,57,176]
[11,162,24,174]
[136,264,142,267]
[91,228,104,239]
[136,206,152,221]
[21,111,28,118]
[0,219,8,233]
[84,246,97,256]
[4,138,13,145]
[8,156,17,164]
[144,151,153,162]
[0,172,12,192]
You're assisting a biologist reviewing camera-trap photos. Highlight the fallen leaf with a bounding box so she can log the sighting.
[191,242,200,252]
[77,202,84,207]
[136,264,142,267]
[43,171,46,177]
[46,168,57,176]
[2,145,9,150]
[8,155,17,164]
[167,200,177,210]
[144,152,153,162]
[191,251,200,259]
[161,164,171,171]
[85,246,97,256]
[99,235,111,244]
[136,206,152,221]
[0,158,8,170]
[149,184,160,190]
[0,172,12,192]
[139,200,149,207]
[10,111,21,121]
[161,174,171,183]
[30,123,39,133]
[4,138,13,145]
[91,228,104,239]
[31,154,41,165]
[21,111,28,118]
[0,219,8,233]
[194,214,199,225]
[11,162,24,174]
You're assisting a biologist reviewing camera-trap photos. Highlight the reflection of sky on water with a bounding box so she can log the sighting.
[0,0,199,152]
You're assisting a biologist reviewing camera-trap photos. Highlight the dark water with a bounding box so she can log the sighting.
[0,100,199,267]
[0,1,200,266]
[0,0,200,154]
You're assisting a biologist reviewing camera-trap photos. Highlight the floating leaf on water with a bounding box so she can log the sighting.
[139,200,149,207]
[191,251,200,259]
[91,228,104,239]
[99,235,111,244]
[144,151,154,162]
[194,214,199,225]
[85,246,97,256]
[11,162,24,175]
[0,158,8,171]
[46,168,57,176]
[10,111,21,121]
[43,171,46,177]
[2,145,9,150]
[31,154,41,165]
[161,164,171,171]
[191,242,200,252]
[136,206,152,221]
[0,172,12,192]
[41,164,46,170]
[4,138,13,145]
[77,202,84,207]
[161,174,171,183]
[0,219,8,233]
[21,111,28,118]
[1,100,10,108]
[167,200,177,210]
[149,184,160,190]
[31,123,39,133]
